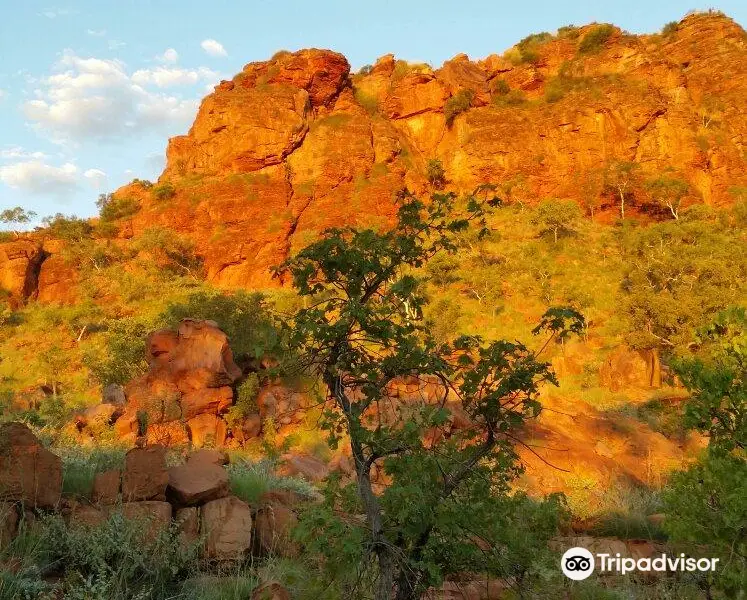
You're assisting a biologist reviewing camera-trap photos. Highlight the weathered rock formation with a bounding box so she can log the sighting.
[111,319,243,446]
[2,12,745,305]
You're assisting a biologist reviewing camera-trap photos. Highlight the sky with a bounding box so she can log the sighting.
[0,0,745,222]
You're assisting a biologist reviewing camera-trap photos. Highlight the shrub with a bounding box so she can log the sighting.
[226,373,260,425]
[662,21,678,36]
[531,198,583,243]
[97,194,141,222]
[557,25,580,39]
[152,182,176,201]
[444,88,474,126]
[514,31,553,64]
[353,88,379,115]
[358,64,373,75]
[228,460,316,505]
[425,158,446,188]
[578,24,615,54]
[492,78,510,96]
[42,214,93,242]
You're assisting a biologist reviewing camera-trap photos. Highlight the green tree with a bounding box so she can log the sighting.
[133,227,203,279]
[604,160,638,220]
[646,174,690,220]
[531,198,583,243]
[0,206,37,237]
[425,158,446,189]
[619,220,746,386]
[97,193,140,222]
[278,189,583,600]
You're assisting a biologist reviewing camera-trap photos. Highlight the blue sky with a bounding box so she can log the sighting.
[0,0,744,222]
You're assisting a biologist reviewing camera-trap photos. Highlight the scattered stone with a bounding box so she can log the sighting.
[122,445,168,502]
[91,469,120,505]
[0,422,62,508]
[167,461,229,506]
[201,496,252,560]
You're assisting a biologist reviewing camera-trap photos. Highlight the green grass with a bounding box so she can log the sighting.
[227,460,316,505]
[58,445,128,498]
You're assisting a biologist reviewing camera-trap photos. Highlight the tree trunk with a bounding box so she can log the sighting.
[649,347,662,388]
[553,228,558,244]
[619,189,625,220]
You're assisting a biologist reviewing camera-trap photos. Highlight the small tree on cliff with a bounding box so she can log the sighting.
[531,198,583,243]
[645,174,690,220]
[0,206,37,237]
[604,160,638,220]
[278,189,583,600]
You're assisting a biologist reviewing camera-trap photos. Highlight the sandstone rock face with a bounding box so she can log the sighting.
[0,240,46,305]
[187,448,229,466]
[122,446,169,502]
[599,347,651,390]
[113,320,241,445]
[175,506,200,547]
[167,461,229,506]
[277,454,329,482]
[201,495,253,560]
[8,14,747,296]
[91,469,120,505]
[0,422,62,508]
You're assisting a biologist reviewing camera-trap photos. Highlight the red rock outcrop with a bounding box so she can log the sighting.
[2,13,744,298]
[113,319,242,445]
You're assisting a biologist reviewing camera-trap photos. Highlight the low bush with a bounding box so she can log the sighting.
[578,24,615,54]
[444,89,474,126]
[152,182,176,201]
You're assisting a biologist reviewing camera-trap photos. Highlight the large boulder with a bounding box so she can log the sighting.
[167,461,229,506]
[119,501,172,541]
[122,446,168,502]
[254,502,299,557]
[0,422,62,508]
[91,469,120,505]
[201,495,252,560]
[113,320,241,446]
[277,454,329,483]
[0,502,19,547]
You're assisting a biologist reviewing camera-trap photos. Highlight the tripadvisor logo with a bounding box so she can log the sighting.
[561,546,719,580]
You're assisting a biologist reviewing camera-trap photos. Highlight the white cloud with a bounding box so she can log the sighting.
[0,160,78,194]
[83,168,107,189]
[87,29,106,37]
[0,89,5,100]
[40,9,72,19]
[23,50,204,142]
[132,66,218,88]
[108,40,126,50]
[158,48,179,64]
[201,39,227,57]
[0,147,49,160]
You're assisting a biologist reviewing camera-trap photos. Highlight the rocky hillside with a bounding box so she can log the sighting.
[0,11,745,305]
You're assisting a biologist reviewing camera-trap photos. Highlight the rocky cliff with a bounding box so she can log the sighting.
[2,11,746,303]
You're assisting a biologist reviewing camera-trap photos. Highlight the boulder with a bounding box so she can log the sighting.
[201,496,252,560]
[167,461,230,506]
[187,448,230,467]
[251,581,291,600]
[599,347,651,390]
[0,502,19,548]
[175,506,201,547]
[278,454,329,482]
[119,501,172,540]
[91,469,120,505]
[67,503,108,529]
[187,414,228,448]
[181,387,233,421]
[254,502,299,557]
[122,446,168,502]
[0,240,45,303]
[257,385,306,427]
[0,422,62,508]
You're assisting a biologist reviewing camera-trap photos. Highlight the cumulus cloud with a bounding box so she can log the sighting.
[158,48,179,64]
[0,147,49,160]
[40,8,73,19]
[201,39,227,57]
[83,168,107,189]
[23,50,204,142]
[132,66,218,88]
[87,28,106,37]
[0,160,78,194]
